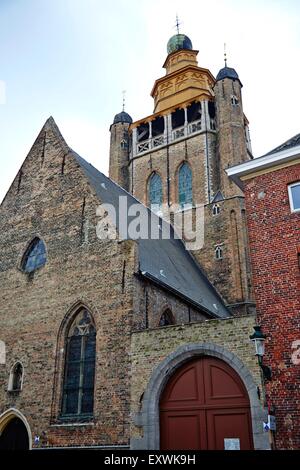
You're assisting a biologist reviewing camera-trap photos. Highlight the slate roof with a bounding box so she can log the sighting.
[264,133,300,156]
[216,66,241,84]
[113,111,133,125]
[211,190,224,203]
[71,150,230,319]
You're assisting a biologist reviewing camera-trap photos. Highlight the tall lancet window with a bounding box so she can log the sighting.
[61,309,96,419]
[149,172,163,209]
[178,163,193,207]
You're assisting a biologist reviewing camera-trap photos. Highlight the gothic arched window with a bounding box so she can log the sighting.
[215,245,223,260]
[212,203,220,216]
[149,172,163,209]
[22,237,47,273]
[61,309,96,418]
[8,362,23,392]
[159,309,175,327]
[120,139,128,149]
[178,163,193,207]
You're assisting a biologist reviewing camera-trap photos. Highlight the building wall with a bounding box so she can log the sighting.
[0,121,139,448]
[130,131,216,207]
[0,119,216,449]
[244,163,300,449]
[127,127,252,311]
[132,279,208,331]
[194,197,253,313]
[130,315,269,449]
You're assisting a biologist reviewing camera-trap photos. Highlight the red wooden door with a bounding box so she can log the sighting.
[160,357,253,450]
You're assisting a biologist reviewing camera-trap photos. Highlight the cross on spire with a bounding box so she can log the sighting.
[224,43,228,67]
[122,90,126,112]
[175,14,181,35]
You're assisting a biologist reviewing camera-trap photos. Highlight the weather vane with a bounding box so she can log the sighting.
[224,43,227,67]
[175,14,181,35]
[122,90,126,112]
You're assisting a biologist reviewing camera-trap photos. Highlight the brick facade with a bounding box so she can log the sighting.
[243,163,300,449]
[0,118,218,448]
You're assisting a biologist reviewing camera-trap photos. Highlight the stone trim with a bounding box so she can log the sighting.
[131,342,270,450]
[0,407,32,449]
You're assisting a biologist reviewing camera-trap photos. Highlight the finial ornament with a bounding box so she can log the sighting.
[224,43,227,67]
[175,14,181,35]
[122,90,126,112]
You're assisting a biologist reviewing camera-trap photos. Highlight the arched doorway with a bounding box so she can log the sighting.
[0,417,29,450]
[160,356,253,450]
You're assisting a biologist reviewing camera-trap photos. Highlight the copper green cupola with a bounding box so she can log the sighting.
[167,34,193,54]
[150,33,215,113]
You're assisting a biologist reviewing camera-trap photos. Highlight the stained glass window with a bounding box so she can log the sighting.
[178,163,193,207]
[61,310,96,418]
[22,238,47,273]
[149,173,163,208]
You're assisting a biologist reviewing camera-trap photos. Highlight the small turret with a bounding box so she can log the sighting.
[214,63,250,197]
[109,110,132,190]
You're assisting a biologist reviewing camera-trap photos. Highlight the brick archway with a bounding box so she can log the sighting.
[160,356,253,450]
[0,408,32,449]
[130,343,270,450]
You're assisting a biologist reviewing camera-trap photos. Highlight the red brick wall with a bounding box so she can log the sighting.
[244,163,300,449]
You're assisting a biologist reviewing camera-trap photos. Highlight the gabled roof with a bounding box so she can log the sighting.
[70,151,230,319]
[226,131,300,189]
[8,116,229,319]
[264,133,300,156]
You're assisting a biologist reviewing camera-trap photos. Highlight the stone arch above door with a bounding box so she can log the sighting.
[131,342,270,450]
[0,408,32,449]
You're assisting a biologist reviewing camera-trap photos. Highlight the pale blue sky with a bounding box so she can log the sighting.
[1,0,300,203]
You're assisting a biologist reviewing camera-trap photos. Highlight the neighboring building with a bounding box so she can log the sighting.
[0,33,270,451]
[227,134,300,449]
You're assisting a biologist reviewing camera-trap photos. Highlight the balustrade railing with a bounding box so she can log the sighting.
[135,118,212,155]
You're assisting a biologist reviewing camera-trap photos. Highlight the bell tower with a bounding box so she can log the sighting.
[109,32,254,316]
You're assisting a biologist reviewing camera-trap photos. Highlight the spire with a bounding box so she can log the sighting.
[175,14,181,35]
[224,43,227,67]
[122,90,126,112]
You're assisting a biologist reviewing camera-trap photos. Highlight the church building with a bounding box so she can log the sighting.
[0,33,270,450]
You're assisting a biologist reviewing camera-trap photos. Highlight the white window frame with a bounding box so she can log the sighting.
[288,182,300,213]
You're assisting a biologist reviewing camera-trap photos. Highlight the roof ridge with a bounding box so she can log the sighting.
[264,132,300,156]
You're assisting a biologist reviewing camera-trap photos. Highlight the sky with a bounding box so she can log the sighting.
[0,0,300,203]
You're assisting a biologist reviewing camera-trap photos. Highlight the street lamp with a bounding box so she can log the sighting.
[250,325,272,381]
